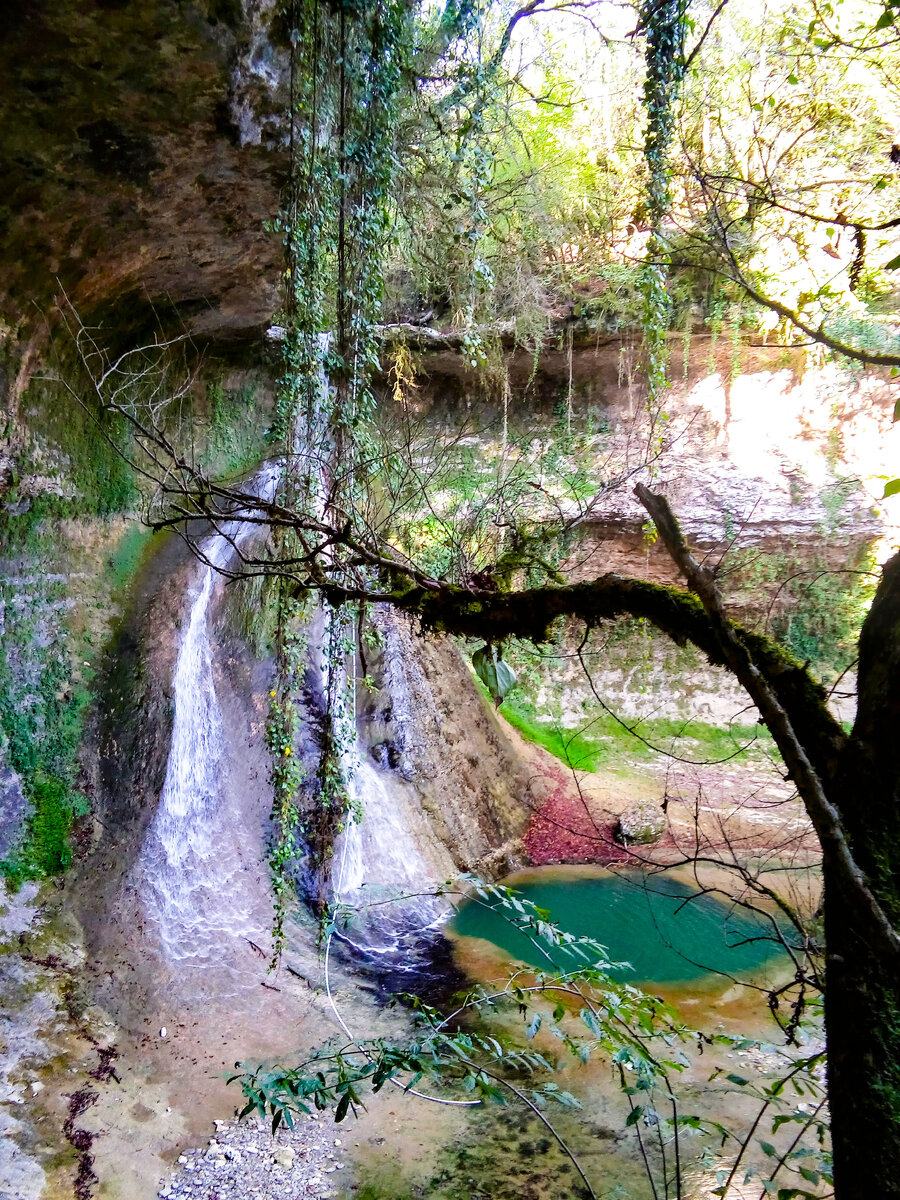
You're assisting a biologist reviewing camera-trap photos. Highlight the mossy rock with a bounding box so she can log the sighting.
[615,801,666,846]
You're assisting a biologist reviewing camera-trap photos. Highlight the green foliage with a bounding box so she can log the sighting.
[0,516,151,883]
[106,523,154,596]
[26,771,72,874]
[384,4,650,338]
[265,0,417,939]
[267,592,310,957]
[273,0,411,447]
[726,541,877,678]
[232,881,685,1200]
[7,378,138,522]
[639,0,689,410]
[471,643,516,705]
[383,0,900,363]
[641,0,688,233]
[375,410,597,591]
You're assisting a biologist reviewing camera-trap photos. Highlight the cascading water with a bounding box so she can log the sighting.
[335,753,452,956]
[140,333,452,977]
[138,466,279,966]
[293,336,453,953]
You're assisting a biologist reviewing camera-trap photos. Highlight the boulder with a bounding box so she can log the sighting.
[615,801,666,846]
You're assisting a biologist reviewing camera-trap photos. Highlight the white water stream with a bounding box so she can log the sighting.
[294,336,451,947]
[139,467,279,964]
[140,336,449,972]
[337,753,451,941]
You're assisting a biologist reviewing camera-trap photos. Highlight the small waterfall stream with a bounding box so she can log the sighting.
[293,335,453,953]
[139,466,279,965]
[138,336,455,978]
[336,751,452,955]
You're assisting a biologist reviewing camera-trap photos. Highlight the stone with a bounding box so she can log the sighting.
[615,801,667,845]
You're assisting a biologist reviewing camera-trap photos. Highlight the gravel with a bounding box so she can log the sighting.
[156,1111,352,1200]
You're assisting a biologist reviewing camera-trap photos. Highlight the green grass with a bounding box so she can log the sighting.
[500,692,769,773]
[502,698,607,771]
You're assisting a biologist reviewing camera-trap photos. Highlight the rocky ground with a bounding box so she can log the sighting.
[157,1111,355,1200]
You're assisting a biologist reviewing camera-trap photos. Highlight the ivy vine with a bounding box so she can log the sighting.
[267,0,417,940]
[639,0,690,410]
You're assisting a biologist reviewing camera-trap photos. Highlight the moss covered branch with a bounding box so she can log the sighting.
[322,559,846,777]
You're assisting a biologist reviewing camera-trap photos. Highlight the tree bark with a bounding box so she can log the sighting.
[825,551,900,1196]
[824,869,900,1197]
[632,486,900,1194]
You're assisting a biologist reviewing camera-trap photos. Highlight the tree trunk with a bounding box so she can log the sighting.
[826,551,900,1196]
[824,868,900,1197]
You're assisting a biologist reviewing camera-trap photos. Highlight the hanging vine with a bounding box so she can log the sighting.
[639,0,689,412]
[267,0,415,935]
[267,595,309,960]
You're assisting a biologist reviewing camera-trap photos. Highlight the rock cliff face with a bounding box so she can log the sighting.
[383,331,895,571]
[358,606,530,875]
[1,327,892,878]
[1,0,286,381]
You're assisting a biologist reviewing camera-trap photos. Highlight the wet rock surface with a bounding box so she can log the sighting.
[157,1112,352,1200]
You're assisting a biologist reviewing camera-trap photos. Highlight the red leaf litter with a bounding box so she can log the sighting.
[524,763,632,865]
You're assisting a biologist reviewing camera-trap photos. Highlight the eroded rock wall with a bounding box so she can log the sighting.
[358,606,531,874]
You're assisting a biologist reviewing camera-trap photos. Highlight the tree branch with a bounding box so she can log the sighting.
[635,482,900,963]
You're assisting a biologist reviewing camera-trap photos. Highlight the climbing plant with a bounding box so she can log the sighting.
[266,0,417,929]
[267,593,309,960]
[639,0,689,412]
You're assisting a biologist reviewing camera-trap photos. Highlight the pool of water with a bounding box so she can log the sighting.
[450,867,792,985]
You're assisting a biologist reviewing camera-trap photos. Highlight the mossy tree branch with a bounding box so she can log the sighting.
[319,546,847,781]
[634,482,900,964]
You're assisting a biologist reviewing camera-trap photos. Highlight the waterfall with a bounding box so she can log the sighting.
[335,754,450,952]
[139,466,279,964]
[140,332,451,971]
[289,336,451,950]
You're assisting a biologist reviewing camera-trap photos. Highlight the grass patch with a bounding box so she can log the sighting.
[500,693,769,773]
[502,698,606,771]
